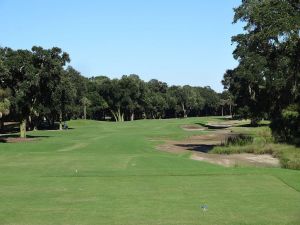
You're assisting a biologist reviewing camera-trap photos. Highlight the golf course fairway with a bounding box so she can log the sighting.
[0,118,299,225]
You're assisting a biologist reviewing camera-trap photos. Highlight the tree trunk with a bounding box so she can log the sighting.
[229,104,232,117]
[28,115,38,131]
[51,116,55,128]
[117,109,121,122]
[130,112,134,121]
[250,118,259,127]
[83,105,87,120]
[59,112,63,130]
[28,115,32,131]
[0,118,4,131]
[182,103,187,118]
[221,106,224,117]
[20,119,26,138]
[111,110,118,122]
[117,109,121,121]
[33,118,38,131]
[111,108,124,122]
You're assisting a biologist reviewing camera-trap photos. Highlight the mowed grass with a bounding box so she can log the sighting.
[0,118,300,225]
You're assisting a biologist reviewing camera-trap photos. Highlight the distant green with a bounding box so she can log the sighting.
[0,118,299,225]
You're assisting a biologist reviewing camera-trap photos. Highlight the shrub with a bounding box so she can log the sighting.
[271,104,300,145]
[224,134,253,146]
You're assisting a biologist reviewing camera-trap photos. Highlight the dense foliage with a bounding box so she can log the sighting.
[0,46,230,137]
[223,0,300,144]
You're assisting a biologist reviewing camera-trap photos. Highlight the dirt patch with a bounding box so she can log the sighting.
[0,137,38,143]
[157,129,233,153]
[205,120,248,129]
[181,125,206,131]
[157,130,280,167]
[191,152,279,167]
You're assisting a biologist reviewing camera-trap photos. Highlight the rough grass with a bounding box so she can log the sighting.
[223,134,254,146]
[212,124,300,169]
[0,118,300,225]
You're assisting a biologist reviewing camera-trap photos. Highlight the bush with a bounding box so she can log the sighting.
[223,134,253,146]
[271,104,300,145]
[280,157,300,170]
[211,125,300,170]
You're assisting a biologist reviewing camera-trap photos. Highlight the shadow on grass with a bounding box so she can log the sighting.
[195,122,229,130]
[1,122,75,134]
[0,128,20,135]
[195,122,207,127]
[37,126,75,130]
[175,144,215,153]
[235,123,269,128]
[0,134,50,143]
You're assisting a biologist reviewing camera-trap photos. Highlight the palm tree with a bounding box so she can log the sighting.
[80,97,91,120]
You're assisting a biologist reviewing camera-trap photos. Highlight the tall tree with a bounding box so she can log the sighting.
[144,79,168,119]
[198,86,220,116]
[53,71,77,130]
[224,0,300,139]
[80,97,91,120]
[167,86,196,118]
[32,46,70,128]
[0,88,10,130]
[100,78,124,122]
[219,91,234,117]
[68,67,89,118]
[119,75,146,121]
[2,48,38,137]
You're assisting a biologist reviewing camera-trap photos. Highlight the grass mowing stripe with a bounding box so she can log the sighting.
[0,117,299,225]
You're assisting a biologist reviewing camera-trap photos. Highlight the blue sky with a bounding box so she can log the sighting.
[0,0,242,92]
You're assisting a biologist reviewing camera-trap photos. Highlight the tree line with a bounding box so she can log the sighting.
[0,46,233,137]
[223,0,300,144]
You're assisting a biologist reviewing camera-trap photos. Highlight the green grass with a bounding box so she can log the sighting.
[212,124,300,169]
[0,118,300,225]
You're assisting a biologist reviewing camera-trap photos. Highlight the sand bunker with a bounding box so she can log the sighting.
[191,152,279,167]
[157,128,280,167]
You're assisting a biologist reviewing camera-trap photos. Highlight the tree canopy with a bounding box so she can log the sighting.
[223,0,300,143]
[0,46,225,137]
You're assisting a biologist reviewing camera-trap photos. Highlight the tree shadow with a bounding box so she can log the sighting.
[195,122,208,127]
[195,122,229,130]
[175,144,215,153]
[1,122,75,134]
[0,134,50,143]
[235,123,269,128]
[37,127,75,130]
[0,128,20,134]
[37,122,75,130]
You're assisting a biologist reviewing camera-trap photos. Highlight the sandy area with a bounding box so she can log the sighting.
[157,127,280,167]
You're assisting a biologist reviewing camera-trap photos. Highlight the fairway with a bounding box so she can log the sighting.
[0,118,300,225]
